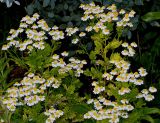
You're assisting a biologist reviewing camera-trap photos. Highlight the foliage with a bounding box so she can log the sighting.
[0,1,160,123]
[0,0,20,7]
[25,0,82,27]
[142,12,160,22]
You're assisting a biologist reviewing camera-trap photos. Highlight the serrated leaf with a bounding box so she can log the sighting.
[108,39,122,50]
[94,40,103,54]
[142,12,160,22]
[110,53,122,61]
[89,51,96,61]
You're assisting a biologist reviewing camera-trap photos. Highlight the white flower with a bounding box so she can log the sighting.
[61,51,68,57]
[120,99,129,104]
[134,72,140,78]
[119,9,125,14]
[122,42,128,47]
[121,50,129,56]
[144,94,154,101]
[84,113,92,119]
[28,73,34,78]
[52,54,59,60]
[93,86,105,94]
[33,13,40,19]
[130,42,137,47]
[149,87,157,93]
[134,79,144,85]
[71,38,79,44]
[2,44,10,50]
[87,99,94,104]
[52,25,58,30]
[127,23,133,27]
[102,29,110,35]
[141,89,149,95]
[121,112,128,118]
[136,93,144,98]
[129,10,136,17]
[138,67,148,77]
[118,87,131,95]
[85,26,93,32]
[79,32,86,37]
[128,47,135,56]
[125,105,134,111]
[102,73,113,80]
[1,119,4,123]
[19,43,27,51]
[98,96,105,102]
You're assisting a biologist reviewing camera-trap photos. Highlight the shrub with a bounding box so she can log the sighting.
[0,2,159,123]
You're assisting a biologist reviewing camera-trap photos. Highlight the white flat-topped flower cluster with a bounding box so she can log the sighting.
[2,13,49,51]
[0,2,157,123]
[136,87,157,101]
[44,107,64,123]
[84,98,134,122]
[3,73,46,111]
[80,2,136,35]
[80,3,157,123]
[51,54,87,77]
[84,41,156,122]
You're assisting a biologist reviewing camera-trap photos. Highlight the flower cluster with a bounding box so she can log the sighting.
[83,18,156,122]
[92,81,105,94]
[80,2,135,35]
[1,13,49,51]
[136,87,157,101]
[49,27,64,40]
[1,2,158,123]
[1,13,66,52]
[2,73,47,111]
[121,42,137,57]
[84,97,134,123]
[44,107,64,123]
[65,27,79,36]
[52,54,87,77]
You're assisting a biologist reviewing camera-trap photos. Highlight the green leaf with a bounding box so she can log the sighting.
[70,104,91,114]
[50,0,56,9]
[83,119,96,123]
[94,40,103,54]
[64,3,68,10]
[43,0,50,7]
[135,0,143,5]
[48,12,54,18]
[25,4,34,15]
[142,107,160,115]
[107,39,122,50]
[110,53,122,61]
[122,109,141,123]
[154,119,160,123]
[140,115,154,123]
[142,12,160,22]
[89,51,96,61]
